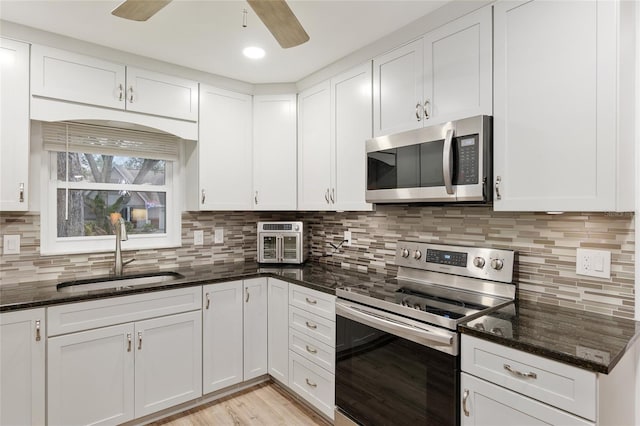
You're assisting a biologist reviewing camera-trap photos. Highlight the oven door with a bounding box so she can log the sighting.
[335,300,460,426]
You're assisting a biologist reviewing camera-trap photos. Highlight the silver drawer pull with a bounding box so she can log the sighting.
[35,320,41,342]
[127,333,132,352]
[138,332,143,350]
[205,293,211,310]
[306,345,318,354]
[462,389,470,416]
[305,321,317,330]
[305,297,317,305]
[305,378,317,388]
[504,364,537,379]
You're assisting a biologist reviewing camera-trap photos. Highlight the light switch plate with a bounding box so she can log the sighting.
[193,230,204,246]
[214,228,223,244]
[3,235,20,255]
[576,248,611,279]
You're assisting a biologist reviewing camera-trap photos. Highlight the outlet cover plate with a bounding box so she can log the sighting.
[214,228,223,244]
[576,248,611,279]
[3,235,20,255]
[343,230,352,247]
[194,230,204,246]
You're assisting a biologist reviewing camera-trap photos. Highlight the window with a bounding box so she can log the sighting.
[40,122,181,255]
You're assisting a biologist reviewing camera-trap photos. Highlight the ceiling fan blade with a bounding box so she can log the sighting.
[111,0,172,22]
[247,0,309,49]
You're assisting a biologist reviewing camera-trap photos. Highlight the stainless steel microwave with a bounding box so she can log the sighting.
[366,115,492,204]
[257,221,307,264]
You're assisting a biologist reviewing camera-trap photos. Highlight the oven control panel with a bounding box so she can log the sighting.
[396,241,515,283]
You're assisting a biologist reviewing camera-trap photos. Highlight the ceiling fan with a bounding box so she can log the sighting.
[111,0,310,48]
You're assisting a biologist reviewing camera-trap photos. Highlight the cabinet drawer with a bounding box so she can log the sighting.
[48,287,202,336]
[289,351,335,420]
[461,373,593,426]
[289,285,335,320]
[461,335,596,421]
[289,306,335,347]
[289,328,335,374]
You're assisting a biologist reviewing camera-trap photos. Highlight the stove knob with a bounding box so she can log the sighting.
[400,249,410,258]
[413,250,422,260]
[491,258,504,270]
[473,257,486,269]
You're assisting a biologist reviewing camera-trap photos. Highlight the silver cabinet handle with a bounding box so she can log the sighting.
[205,293,210,310]
[415,103,422,121]
[495,176,502,200]
[305,297,317,305]
[128,86,134,103]
[19,183,24,203]
[305,378,317,388]
[306,345,317,354]
[324,188,330,204]
[504,364,537,379]
[462,389,470,416]
[330,188,335,204]
[254,191,258,205]
[118,84,124,101]
[442,128,454,195]
[245,288,250,303]
[305,321,317,330]
[35,320,41,342]
[201,189,206,204]
[423,99,430,119]
[127,333,132,352]
[138,332,143,350]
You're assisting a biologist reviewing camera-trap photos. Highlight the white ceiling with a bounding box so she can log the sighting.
[0,0,447,84]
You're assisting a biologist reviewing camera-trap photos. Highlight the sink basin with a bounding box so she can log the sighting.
[57,271,184,293]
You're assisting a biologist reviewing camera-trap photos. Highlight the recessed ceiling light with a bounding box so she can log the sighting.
[243,46,265,60]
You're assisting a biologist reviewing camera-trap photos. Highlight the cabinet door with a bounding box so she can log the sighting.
[253,94,297,210]
[243,277,268,380]
[0,309,45,426]
[202,281,244,394]
[31,44,126,109]
[423,5,492,126]
[332,62,373,211]
[125,67,198,121]
[298,81,332,210]
[0,38,29,211]
[48,323,135,426]
[461,373,593,426]
[373,38,424,136]
[493,0,617,211]
[268,278,289,385]
[198,85,252,210]
[134,311,202,417]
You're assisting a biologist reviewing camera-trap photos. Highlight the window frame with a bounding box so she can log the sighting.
[41,150,182,256]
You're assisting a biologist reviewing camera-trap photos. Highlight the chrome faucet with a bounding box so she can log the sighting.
[113,217,135,276]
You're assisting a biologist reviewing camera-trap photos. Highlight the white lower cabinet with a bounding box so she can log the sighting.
[461,373,592,426]
[47,287,202,425]
[268,278,290,384]
[0,308,46,426]
[244,278,268,380]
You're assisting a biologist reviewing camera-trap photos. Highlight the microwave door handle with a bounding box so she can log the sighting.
[443,128,454,195]
[276,236,282,262]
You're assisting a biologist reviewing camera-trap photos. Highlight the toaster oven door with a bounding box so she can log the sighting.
[258,233,303,264]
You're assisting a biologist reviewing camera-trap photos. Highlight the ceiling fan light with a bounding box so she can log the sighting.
[243,46,265,59]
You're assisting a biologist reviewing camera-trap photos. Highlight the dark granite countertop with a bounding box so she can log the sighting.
[0,262,389,312]
[459,299,640,374]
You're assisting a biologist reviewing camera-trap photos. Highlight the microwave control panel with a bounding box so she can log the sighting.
[456,135,479,185]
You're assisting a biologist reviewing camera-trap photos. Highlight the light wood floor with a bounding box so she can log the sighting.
[150,382,331,426]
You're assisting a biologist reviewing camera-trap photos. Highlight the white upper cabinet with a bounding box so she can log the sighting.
[373,38,424,137]
[373,6,492,136]
[298,81,333,210]
[196,85,253,210]
[30,45,198,121]
[493,0,634,211]
[252,94,297,210]
[298,63,373,211]
[0,38,30,211]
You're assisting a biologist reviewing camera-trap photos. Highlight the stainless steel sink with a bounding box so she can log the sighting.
[57,271,184,293]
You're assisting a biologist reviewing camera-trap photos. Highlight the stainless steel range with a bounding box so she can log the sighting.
[335,241,516,426]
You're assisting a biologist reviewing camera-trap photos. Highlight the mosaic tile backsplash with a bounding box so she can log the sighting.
[0,206,635,318]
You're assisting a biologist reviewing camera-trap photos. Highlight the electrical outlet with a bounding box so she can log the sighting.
[214,228,224,244]
[576,248,611,279]
[3,235,20,255]
[343,230,352,247]
[193,230,204,246]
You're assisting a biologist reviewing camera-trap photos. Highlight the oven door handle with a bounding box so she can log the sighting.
[336,301,453,346]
